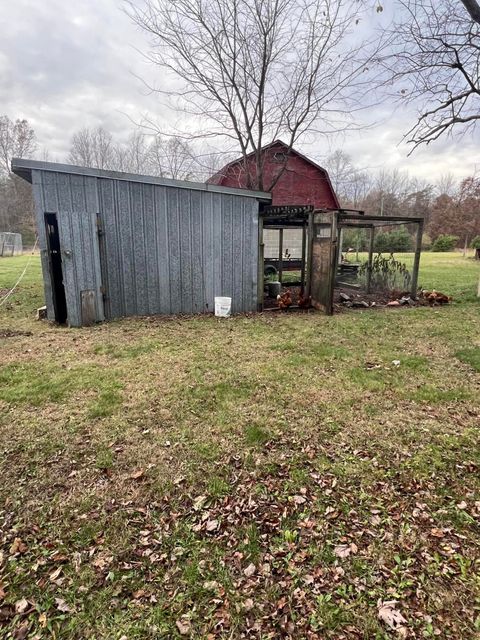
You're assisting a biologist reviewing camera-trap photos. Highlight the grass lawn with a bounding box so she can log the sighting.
[0,252,479,639]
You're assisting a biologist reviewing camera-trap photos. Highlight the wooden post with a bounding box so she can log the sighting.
[337,227,344,265]
[278,228,283,285]
[257,217,264,311]
[300,223,307,293]
[306,211,314,297]
[411,220,424,297]
[366,226,375,294]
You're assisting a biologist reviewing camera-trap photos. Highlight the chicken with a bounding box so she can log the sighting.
[277,289,292,310]
[297,291,311,308]
[421,290,452,306]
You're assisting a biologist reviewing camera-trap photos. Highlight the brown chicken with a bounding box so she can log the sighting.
[421,290,452,306]
[298,291,312,308]
[277,289,292,310]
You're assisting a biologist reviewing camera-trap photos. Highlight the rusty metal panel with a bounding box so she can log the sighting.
[310,211,337,315]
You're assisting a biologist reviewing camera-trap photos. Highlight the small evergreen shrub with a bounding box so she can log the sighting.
[431,234,459,252]
[374,227,413,253]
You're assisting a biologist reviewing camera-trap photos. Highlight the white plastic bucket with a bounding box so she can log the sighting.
[214,296,232,318]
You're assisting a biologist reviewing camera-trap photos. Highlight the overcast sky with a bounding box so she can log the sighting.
[1,0,479,182]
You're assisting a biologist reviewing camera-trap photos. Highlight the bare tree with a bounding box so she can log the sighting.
[436,172,457,196]
[69,127,115,169]
[384,0,480,150]
[113,130,151,174]
[127,0,383,191]
[67,125,205,180]
[147,136,199,180]
[324,150,373,207]
[460,0,480,25]
[0,116,36,238]
[325,150,354,201]
[0,116,36,175]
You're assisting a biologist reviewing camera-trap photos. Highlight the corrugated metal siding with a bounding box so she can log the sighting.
[31,169,260,325]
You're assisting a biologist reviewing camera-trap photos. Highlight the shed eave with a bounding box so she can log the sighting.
[11,158,272,201]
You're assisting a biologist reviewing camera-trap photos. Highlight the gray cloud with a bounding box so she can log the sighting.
[1,0,479,180]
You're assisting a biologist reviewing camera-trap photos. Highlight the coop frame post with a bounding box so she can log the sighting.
[300,222,307,293]
[337,227,344,265]
[366,225,375,294]
[411,220,424,297]
[305,211,314,297]
[278,228,283,284]
[257,216,264,311]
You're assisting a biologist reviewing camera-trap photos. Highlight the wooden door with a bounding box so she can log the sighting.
[309,211,337,315]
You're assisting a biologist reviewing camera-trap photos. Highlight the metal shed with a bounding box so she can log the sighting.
[12,159,271,326]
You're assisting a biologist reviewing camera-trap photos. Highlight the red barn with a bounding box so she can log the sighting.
[207,139,339,209]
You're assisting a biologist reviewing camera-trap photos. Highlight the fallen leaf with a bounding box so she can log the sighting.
[0,604,14,622]
[13,624,29,640]
[38,612,47,628]
[243,563,256,577]
[15,598,29,614]
[55,597,72,613]
[378,600,408,634]
[129,469,145,480]
[176,618,191,635]
[244,598,254,611]
[49,566,62,582]
[205,519,219,532]
[10,538,27,555]
[203,581,219,591]
[193,495,207,511]
[334,544,351,558]
[293,495,306,505]
[457,501,467,510]
[430,528,445,538]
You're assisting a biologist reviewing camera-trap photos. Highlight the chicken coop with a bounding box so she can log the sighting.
[258,206,424,313]
[12,158,423,326]
[13,158,270,326]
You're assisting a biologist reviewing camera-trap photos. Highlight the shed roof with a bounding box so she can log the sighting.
[11,158,272,201]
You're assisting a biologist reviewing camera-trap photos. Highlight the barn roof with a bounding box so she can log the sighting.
[208,138,332,178]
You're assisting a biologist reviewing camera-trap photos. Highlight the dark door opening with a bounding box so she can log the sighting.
[45,213,67,324]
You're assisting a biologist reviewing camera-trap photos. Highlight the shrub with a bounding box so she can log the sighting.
[471,236,480,250]
[342,228,368,252]
[374,227,413,253]
[358,253,411,292]
[431,234,459,252]
[421,233,432,251]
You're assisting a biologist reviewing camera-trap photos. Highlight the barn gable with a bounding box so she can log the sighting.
[207,140,339,209]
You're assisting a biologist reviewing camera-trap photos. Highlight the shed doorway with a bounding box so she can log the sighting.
[44,213,67,324]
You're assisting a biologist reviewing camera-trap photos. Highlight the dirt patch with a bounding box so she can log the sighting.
[0,329,33,338]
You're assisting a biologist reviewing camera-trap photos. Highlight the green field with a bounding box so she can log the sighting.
[0,252,479,638]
